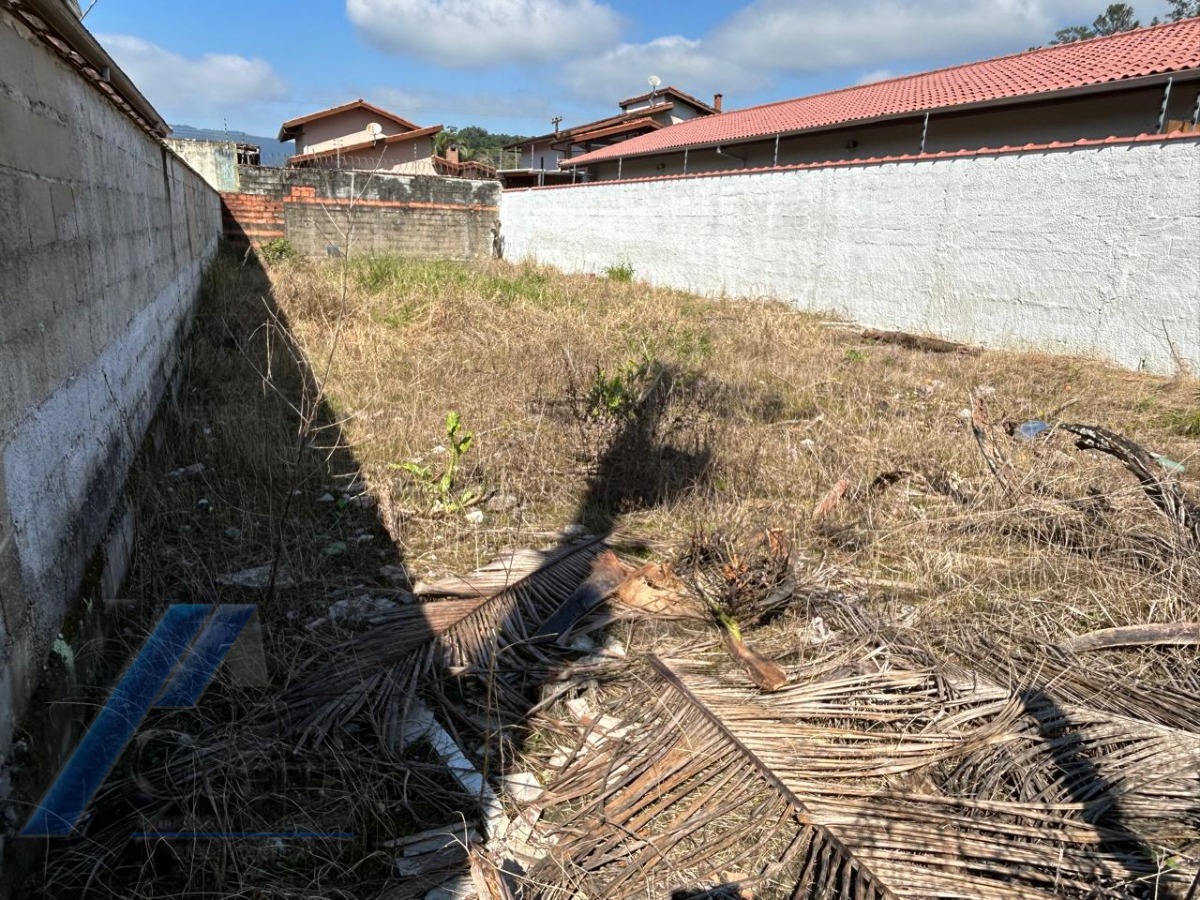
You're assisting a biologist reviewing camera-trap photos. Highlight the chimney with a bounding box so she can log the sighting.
[713,93,723,112]
[446,144,460,164]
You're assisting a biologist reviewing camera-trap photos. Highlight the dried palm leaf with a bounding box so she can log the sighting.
[522,646,1198,900]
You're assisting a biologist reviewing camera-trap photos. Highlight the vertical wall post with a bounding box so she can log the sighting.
[683,147,689,174]
[773,135,780,167]
[1157,77,1174,133]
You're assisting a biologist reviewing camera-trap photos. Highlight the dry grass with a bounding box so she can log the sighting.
[29,244,1200,897]
[266,251,1200,650]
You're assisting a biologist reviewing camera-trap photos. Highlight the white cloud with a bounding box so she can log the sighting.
[560,35,764,106]
[710,0,1106,73]
[372,87,558,128]
[856,68,895,85]
[346,0,623,67]
[98,35,289,117]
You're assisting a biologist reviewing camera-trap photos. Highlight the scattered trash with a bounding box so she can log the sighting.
[1151,453,1186,474]
[316,493,336,503]
[196,497,212,511]
[384,822,480,855]
[806,616,837,645]
[464,509,485,525]
[215,564,296,589]
[324,541,348,556]
[1015,420,1051,440]
[223,527,242,539]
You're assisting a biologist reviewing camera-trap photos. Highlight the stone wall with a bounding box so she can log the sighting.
[0,6,222,763]
[223,166,500,258]
[502,136,1200,373]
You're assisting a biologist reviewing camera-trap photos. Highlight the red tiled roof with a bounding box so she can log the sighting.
[565,18,1200,168]
[516,131,1200,192]
[278,99,419,141]
[618,85,719,113]
[562,117,662,145]
[506,104,679,149]
[286,124,442,166]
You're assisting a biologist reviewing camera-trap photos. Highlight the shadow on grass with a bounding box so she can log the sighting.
[12,245,715,899]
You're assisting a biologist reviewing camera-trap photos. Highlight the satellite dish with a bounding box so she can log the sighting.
[366,122,383,138]
[648,75,661,88]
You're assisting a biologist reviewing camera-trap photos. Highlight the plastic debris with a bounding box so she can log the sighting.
[1151,453,1186,474]
[1016,420,1051,440]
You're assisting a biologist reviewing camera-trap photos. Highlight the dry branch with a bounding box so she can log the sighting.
[861,328,983,356]
[1061,622,1200,653]
[1061,423,1200,546]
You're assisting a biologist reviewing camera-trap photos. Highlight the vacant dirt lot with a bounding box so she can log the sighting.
[26,247,1200,898]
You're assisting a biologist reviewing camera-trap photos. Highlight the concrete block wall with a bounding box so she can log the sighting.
[0,8,222,758]
[502,137,1200,373]
[164,138,240,192]
[223,165,500,258]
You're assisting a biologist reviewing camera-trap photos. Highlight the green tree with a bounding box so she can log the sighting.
[1051,3,1141,43]
[1092,3,1140,33]
[1165,0,1200,20]
[433,125,530,161]
[1051,24,1097,43]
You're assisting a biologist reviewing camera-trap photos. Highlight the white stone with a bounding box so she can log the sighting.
[500,772,545,803]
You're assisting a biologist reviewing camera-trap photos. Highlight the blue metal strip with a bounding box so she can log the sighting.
[154,604,257,707]
[131,831,355,839]
[21,605,211,837]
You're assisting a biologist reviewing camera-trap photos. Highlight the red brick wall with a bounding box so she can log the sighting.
[219,166,499,259]
[220,192,284,245]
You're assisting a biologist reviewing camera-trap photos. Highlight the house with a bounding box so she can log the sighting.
[432,144,498,180]
[500,87,722,187]
[278,99,443,174]
[560,18,1200,182]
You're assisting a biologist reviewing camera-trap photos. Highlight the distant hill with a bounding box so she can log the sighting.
[168,124,292,167]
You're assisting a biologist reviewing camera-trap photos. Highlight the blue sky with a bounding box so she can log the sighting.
[86,0,1180,140]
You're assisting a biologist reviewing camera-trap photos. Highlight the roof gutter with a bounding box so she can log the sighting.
[565,68,1200,168]
[10,0,169,136]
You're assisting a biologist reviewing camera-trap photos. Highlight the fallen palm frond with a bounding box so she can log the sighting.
[415,548,562,598]
[241,533,608,749]
[1060,423,1200,546]
[518,631,1200,900]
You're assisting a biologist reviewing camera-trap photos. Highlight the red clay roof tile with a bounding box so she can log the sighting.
[564,18,1200,168]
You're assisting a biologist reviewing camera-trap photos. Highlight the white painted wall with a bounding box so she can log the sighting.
[502,139,1200,372]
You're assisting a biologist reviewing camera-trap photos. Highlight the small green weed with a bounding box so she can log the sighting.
[257,238,296,264]
[587,358,655,421]
[604,262,634,283]
[843,348,870,363]
[391,411,480,513]
[1163,407,1200,437]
